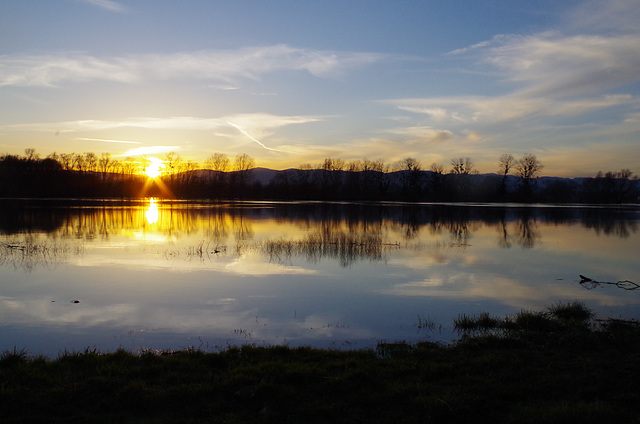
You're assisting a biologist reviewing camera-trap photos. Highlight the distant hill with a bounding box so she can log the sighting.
[1,156,637,202]
[196,167,639,192]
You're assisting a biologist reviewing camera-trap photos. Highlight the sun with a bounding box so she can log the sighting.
[144,157,164,179]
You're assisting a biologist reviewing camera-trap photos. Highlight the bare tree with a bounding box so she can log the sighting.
[318,158,345,197]
[295,163,313,189]
[205,153,230,172]
[516,154,543,180]
[205,153,230,192]
[401,157,421,172]
[322,158,345,171]
[234,153,255,172]
[602,169,638,203]
[395,157,422,200]
[449,157,476,200]
[85,152,98,172]
[347,160,363,172]
[430,163,444,174]
[98,153,113,173]
[497,154,515,199]
[24,148,39,162]
[164,152,183,181]
[428,162,445,200]
[233,153,255,190]
[59,153,74,171]
[73,153,86,172]
[498,154,515,177]
[362,159,389,199]
[120,157,137,175]
[515,154,544,200]
[450,157,475,175]
[109,158,122,174]
[97,152,112,182]
[185,160,199,172]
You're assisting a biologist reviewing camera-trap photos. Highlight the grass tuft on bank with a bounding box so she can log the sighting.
[3,302,640,423]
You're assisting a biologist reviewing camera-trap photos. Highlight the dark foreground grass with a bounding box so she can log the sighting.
[3,303,640,423]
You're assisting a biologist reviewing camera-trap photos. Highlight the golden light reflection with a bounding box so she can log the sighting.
[145,198,159,224]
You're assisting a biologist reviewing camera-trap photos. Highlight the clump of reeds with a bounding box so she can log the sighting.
[454,301,596,340]
[454,312,502,335]
[547,300,594,322]
[0,347,28,368]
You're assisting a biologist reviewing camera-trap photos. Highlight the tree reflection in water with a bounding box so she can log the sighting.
[1,200,639,357]
[0,200,638,271]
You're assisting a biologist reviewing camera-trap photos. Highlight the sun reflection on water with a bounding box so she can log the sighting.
[1,202,640,357]
[145,198,159,225]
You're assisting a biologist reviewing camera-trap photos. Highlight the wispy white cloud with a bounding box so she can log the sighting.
[79,0,127,13]
[3,114,320,159]
[121,146,181,157]
[78,137,141,144]
[3,113,320,133]
[385,24,640,132]
[484,32,640,98]
[206,84,240,91]
[383,126,453,143]
[0,46,384,88]
[378,0,640,166]
[389,93,636,124]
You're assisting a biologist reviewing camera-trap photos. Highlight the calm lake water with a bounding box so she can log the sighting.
[1,199,639,357]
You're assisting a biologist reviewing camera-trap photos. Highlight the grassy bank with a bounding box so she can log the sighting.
[3,302,640,423]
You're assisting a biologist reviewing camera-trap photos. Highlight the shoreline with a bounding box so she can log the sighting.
[4,303,640,423]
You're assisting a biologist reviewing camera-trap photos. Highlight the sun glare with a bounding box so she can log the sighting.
[144,157,163,179]
[145,198,159,224]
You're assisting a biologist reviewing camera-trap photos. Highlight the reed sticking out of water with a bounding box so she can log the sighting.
[454,301,600,339]
[263,231,386,266]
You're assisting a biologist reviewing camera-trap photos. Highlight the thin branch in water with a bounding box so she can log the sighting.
[579,275,639,291]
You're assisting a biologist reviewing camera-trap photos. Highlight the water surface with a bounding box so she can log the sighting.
[2,199,639,356]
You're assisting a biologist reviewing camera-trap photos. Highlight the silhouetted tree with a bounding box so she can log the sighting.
[164,152,182,177]
[59,153,74,170]
[98,153,113,183]
[515,154,543,202]
[85,152,98,172]
[583,169,639,203]
[450,157,474,175]
[231,153,255,196]
[497,154,515,200]
[397,157,422,201]
[319,158,345,199]
[73,153,86,172]
[428,163,445,201]
[24,148,39,162]
[449,157,476,200]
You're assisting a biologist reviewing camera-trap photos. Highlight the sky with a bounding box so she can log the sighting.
[1,0,639,177]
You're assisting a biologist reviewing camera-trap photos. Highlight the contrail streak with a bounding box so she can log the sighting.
[226,121,287,153]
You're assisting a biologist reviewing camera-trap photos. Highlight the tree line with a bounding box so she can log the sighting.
[0,149,637,203]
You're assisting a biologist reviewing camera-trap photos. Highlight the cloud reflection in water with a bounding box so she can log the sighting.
[1,200,639,356]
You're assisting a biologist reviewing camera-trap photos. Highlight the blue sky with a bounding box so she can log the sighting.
[1,0,639,177]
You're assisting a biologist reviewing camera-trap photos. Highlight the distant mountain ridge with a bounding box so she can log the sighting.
[244,167,632,189]
[187,167,639,203]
